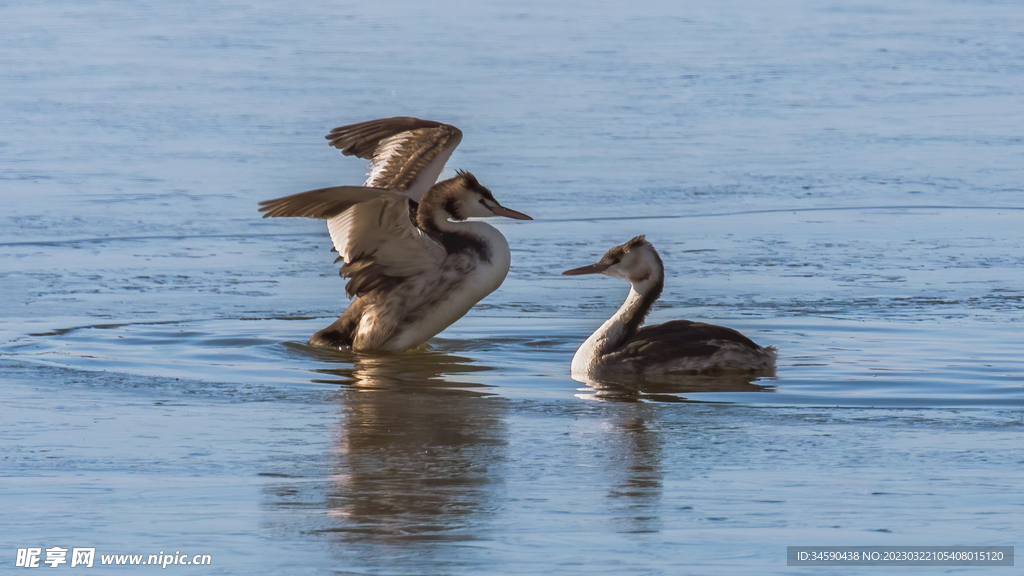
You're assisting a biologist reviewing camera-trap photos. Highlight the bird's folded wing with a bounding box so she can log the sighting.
[613,320,762,360]
[324,117,463,202]
[258,186,446,296]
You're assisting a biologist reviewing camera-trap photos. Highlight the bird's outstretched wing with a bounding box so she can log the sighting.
[324,117,463,202]
[258,186,447,297]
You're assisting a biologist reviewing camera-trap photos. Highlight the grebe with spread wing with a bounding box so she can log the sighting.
[259,117,531,352]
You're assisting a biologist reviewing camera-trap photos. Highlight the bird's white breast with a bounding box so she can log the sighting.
[364,221,511,352]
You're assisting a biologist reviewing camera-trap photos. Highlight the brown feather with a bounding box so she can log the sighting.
[324,117,463,192]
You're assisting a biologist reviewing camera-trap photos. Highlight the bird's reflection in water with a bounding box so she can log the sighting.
[305,348,509,548]
[305,344,497,396]
[603,410,664,534]
[575,372,774,403]
[588,373,771,534]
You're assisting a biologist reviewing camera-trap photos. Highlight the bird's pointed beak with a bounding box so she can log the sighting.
[489,204,533,221]
[562,262,610,276]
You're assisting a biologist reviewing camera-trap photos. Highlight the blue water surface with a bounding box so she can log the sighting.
[2,1,1022,574]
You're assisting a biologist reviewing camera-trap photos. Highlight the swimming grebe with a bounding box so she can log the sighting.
[562,236,776,377]
[259,117,532,352]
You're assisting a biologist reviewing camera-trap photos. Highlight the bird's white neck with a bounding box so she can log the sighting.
[571,275,663,376]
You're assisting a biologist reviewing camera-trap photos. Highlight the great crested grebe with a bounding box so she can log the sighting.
[259,117,531,352]
[562,236,776,377]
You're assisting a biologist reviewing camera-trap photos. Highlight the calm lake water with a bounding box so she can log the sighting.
[2,0,1022,574]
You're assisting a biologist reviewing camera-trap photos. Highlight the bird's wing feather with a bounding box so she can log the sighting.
[610,320,763,361]
[324,117,463,202]
[259,186,446,297]
[257,185,384,219]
